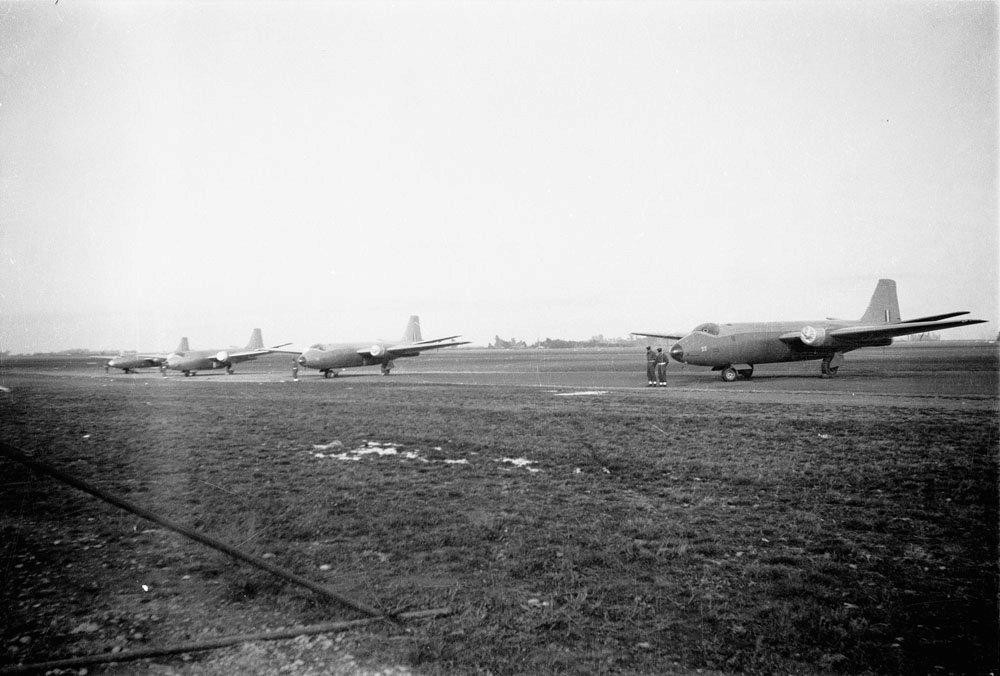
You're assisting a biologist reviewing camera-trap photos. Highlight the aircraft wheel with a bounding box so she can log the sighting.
[226,367,233,375]
[738,366,753,380]
[720,366,738,382]
[322,370,330,379]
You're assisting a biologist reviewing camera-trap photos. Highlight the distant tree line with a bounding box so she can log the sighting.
[489,334,644,349]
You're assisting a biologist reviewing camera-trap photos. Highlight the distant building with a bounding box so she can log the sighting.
[489,336,528,349]
[529,335,644,349]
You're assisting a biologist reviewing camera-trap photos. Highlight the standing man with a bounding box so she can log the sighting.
[645,346,656,386]
[655,347,668,386]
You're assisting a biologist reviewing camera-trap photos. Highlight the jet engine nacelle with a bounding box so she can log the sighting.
[369,344,384,357]
[799,326,836,347]
[215,350,230,363]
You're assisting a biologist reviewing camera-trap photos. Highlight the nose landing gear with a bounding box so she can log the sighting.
[719,365,753,382]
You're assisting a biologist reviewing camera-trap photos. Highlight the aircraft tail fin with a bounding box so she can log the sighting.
[176,337,189,353]
[402,315,422,343]
[246,328,264,350]
[859,279,901,325]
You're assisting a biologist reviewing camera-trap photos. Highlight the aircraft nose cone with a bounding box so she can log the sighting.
[669,343,684,362]
[296,353,308,367]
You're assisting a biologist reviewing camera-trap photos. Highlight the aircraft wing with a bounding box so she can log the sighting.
[95,353,167,361]
[226,343,294,362]
[384,339,470,356]
[779,318,986,345]
[416,335,462,344]
[265,343,312,355]
[356,339,469,358]
[631,331,685,340]
[900,311,970,323]
[827,318,986,341]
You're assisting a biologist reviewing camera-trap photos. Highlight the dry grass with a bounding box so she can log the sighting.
[1,372,997,673]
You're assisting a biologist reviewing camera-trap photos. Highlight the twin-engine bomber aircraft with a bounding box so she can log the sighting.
[633,279,985,382]
[105,338,189,373]
[164,329,290,377]
[282,315,468,378]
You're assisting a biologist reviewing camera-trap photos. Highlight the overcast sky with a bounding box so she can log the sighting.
[1,1,996,352]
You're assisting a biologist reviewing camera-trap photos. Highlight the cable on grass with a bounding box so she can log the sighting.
[0,607,451,674]
[0,441,401,624]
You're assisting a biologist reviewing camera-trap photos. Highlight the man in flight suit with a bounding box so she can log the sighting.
[646,346,656,386]
[655,347,669,386]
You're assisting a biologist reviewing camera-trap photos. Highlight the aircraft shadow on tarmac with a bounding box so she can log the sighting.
[295,372,396,380]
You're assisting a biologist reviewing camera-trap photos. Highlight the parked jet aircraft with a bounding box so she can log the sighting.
[285,316,468,378]
[164,329,289,377]
[104,338,189,373]
[633,279,985,381]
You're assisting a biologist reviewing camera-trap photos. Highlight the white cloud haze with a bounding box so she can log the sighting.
[1,1,996,351]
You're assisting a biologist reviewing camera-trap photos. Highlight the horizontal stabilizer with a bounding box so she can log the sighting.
[417,335,462,345]
[631,331,685,341]
[779,317,986,345]
[268,343,311,355]
[385,340,470,356]
[829,318,986,342]
[227,343,294,359]
[901,311,970,324]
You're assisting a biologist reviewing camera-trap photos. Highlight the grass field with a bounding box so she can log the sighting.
[1,346,997,673]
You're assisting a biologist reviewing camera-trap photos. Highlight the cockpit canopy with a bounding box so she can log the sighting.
[692,322,720,336]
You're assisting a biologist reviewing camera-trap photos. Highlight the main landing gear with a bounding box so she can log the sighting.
[321,369,338,379]
[821,354,843,378]
[225,366,234,375]
[380,360,395,376]
[719,365,753,382]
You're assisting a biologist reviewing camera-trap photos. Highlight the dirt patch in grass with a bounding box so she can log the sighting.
[1,377,996,673]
